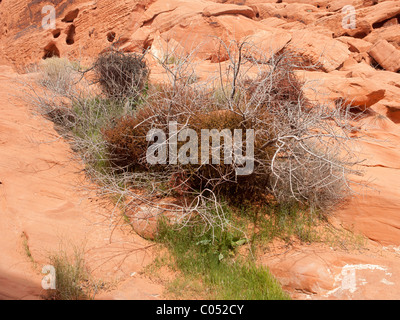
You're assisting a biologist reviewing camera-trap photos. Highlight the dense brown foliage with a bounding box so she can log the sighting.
[94,49,149,103]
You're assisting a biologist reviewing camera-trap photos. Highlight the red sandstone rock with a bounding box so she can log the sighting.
[316,1,400,37]
[203,3,255,19]
[368,39,400,72]
[364,25,400,50]
[127,199,182,240]
[286,29,350,72]
[242,29,292,62]
[297,70,386,110]
[337,36,373,53]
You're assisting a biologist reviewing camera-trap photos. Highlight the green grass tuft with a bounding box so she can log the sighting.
[47,247,91,300]
[157,219,290,300]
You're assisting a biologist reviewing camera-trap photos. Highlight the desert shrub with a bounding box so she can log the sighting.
[93,49,149,104]
[233,50,359,209]
[38,57,80,95]
[103,51,357,209]
[22,40,360,239]
[102,105,163,170]
[25,55,137,173]
[102,49,357,210]
[102,84,279,203]
[102,83,214,169]
[172,109,277,202]
[72,97,123,139]
[20,57,82,133]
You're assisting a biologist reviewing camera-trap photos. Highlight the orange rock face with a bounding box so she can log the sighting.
[1,0,400,300]
[368,39,400,72]
[0,68,162,300]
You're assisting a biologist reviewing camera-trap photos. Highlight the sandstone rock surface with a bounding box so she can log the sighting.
[1,0,400,300]
[368,39,400,72]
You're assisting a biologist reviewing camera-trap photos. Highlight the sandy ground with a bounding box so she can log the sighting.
[0,66,163,300]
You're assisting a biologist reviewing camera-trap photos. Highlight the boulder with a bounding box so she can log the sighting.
[339,61,377,78]
[203,4,255,19]
[368,39,400,72]
[286,29,350,72]
[242,29,292,62]
[337,36,373,53]
[139,1,206,35]
[250,3,283,20]
[333,82,386,110]
[120,26,153,52]
[366,1,400,29]
[127,199,182,240]
[160,14,252,61]
[160,14,292,62]
[264,242,400,299]
[129,206,160,240]
[381,16,399,28]
[315,1,400,37]
[280,0,374,12]
[367,71,400,113]
[364,25,400,50]
[259,17,288,28]
[277,3,328,24]
[297,70,386,110]
[149,33,187,63]
[251,2,328,24]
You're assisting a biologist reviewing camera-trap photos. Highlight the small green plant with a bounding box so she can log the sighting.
[167,277,206,299]
[245,203,322,245]
[239,202,366,251]
[46,247,92,300]
[21,232,36,267]
[156,218,290,300]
